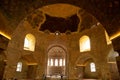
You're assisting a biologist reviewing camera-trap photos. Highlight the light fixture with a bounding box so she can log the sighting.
[110,31,120,40]
[0,31,11,40]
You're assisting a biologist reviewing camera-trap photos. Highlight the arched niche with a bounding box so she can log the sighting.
[14,59,28,79]
[47,45,67,78]
[83,59,98,79]
[75,54,99,79]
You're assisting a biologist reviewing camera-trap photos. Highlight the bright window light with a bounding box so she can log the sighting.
[51,59,53,66]
[24,38,29,48]
[59,59,62,66]
[80,35,90,52]
[16,62,22,72]
[24,34,35,51]
[90,62,96,72]
[55,59,58,66]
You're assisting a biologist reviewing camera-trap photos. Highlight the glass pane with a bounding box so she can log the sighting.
[24,34,35,51]
[80,36,90,52]
[55,59,58,66]
[24,38,29,48]
[59,59,62,66]
[51,59,53,66]
[16,62,22,72]
[90,62,96,72]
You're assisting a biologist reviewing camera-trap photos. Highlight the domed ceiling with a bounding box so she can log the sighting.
[39,4,80,33]
[40,14,79,33]
[26,4,98,33]
[0,0,120,50]
[0,0,119,37]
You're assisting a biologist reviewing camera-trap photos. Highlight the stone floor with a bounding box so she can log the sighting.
[6,77,101,80]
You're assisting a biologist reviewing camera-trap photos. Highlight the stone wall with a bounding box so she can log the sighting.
[0,55,6,80]
[3,18,119,80]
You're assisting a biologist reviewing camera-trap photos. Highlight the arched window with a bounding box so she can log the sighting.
[47,46,66,76]
[79,35,90,52]
[55,59,58,66]
[90,62,96,72]
[59,59,63,66]
[16,62,22,72]
[24,34,35,51]
[50,59,54,66]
